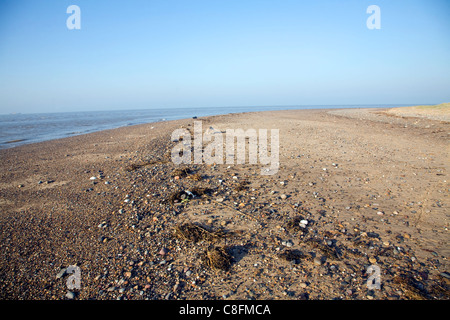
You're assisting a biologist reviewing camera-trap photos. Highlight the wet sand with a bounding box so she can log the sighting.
[0,107,448,300]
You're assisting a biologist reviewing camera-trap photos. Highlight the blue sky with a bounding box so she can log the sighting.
[0,0,449,114]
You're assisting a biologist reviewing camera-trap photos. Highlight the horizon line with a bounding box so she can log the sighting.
[0,103,439,116]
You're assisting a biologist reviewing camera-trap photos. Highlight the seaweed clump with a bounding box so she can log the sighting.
[201,246,232,271]
[173,223,225,243]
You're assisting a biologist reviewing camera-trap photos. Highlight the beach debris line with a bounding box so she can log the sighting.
[173,223,226,243]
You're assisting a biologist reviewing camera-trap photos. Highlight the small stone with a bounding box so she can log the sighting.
[367,232,379,238]
[299,283,307,288]
[124,271,132,278]
[280,194,287,200]
[313,257,322,266]
[281,240,294,247]
[65,291,75,299]
[369,257,377,264]
[159,247,169,256]
[284,290,295,297]
[90,176,97,180]
[18,184,24,188]
[185,270,192,277]
[215,197,224,202]
[98,221,107,228]
[377,211,384,216]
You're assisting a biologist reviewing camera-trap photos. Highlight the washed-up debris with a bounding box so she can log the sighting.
[188,173,203,181]
[234,180,250,191]
[391,271,450,300]
[171,167,192,178]
[285,216,309,233]
[277,249,309,264]
[173,223,225,243]
[201,246,232,271]
[306,238,343,260]
[392,273,428,300]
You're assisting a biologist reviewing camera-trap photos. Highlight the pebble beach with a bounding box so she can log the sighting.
[0,106,448,300]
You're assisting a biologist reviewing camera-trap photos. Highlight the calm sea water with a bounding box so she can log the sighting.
[0,105,406,149]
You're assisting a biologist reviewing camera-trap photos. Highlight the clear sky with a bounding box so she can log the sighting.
[0,0,449,114]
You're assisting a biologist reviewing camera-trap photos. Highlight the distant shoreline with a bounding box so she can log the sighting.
[0,104,436,150]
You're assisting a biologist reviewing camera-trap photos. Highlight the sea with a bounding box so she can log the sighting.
[0,104,411,150]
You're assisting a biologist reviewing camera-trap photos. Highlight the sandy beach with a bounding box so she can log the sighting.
[0,106,448,300]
